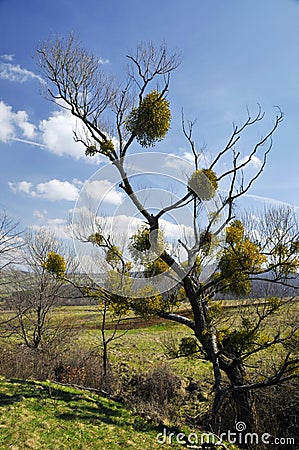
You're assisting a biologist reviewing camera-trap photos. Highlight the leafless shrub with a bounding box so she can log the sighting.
[52,347,116,393]
[254,383,299,449]
[116,362,185,424]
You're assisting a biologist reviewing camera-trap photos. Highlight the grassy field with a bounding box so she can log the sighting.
[54,298,299,371]
[0,302,216,390]
[60,306,215,395]
[1,299,298,390]
[0,299,298,449]
[0,377,239,450]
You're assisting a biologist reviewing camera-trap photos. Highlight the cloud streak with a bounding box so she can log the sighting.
[243,193,299,209]
[0,55,42,83]
[11,137,48,148]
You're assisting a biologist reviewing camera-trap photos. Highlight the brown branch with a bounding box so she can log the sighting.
[158,311,195,330]
[209,104,265,171]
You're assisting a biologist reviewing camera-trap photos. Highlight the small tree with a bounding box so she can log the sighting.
[36,35,299,441]
[85,232,131,385]
[5,229,71,351]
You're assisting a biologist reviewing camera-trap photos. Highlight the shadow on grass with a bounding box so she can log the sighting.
[0,392,23,406]
[0,378,160,434]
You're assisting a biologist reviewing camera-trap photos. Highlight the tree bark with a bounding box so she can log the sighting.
[227,362,255,428]
[209,360,256,448]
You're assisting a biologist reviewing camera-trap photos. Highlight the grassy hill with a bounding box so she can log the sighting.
[0,377,181,450]
[0,377,239,450]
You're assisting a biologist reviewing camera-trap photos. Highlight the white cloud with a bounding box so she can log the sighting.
[33,209,48,220]
[38,109,87,159]
[164,153,192,170]
[34,179,80,201]
[0,101,36,142]
[37,105,107,163]
[9,177,125,206]
[100,214,143,236]
[0,100,89,160]
[239,155,262,169]
[32,210,71,239]
[0,58,105,162]
[84,179,124,205]
[8,181,32,194]
[164,150,208,170]
[0,100,105,163]
[0,57,42,83]
[9,179,80,201]
[0,54,14,62]
[160,218,193,240]
[88,214,192,242]
[181,151,196,164]
[14,110,36,138]
[0,102,15,142]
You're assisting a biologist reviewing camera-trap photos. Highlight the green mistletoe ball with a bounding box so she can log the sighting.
[188,168,218,201]
[126,90,171,147]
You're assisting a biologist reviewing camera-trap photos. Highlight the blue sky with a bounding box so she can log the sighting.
[1,0,299,240]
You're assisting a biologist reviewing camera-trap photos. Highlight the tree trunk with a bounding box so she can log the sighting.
[183,280,256,446]
[227,363,255,426]
[102,339,108,377]
[224,361,256,449]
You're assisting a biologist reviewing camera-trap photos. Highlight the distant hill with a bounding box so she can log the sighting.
[1,267,298,309]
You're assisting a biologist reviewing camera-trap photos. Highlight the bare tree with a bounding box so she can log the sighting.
[5,229,75,350]
[36,35,299,443]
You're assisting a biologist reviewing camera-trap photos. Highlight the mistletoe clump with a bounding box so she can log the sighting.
[145,256,169,277]
[130,226,151,253]
[85,139,115,157]
[88,232,104,246]
[129,226,165,264]
[43,252,66,278]
[100,139,115,155]
[219,221,267,295]
[85,145,98,157]
[132,285,164,318]
[126,90,171,147]
[225,220,244,245]
[105,245,122,267]
[188,168,218,201]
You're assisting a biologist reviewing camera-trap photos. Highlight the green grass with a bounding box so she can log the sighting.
[0,377,239,450]
[4,298,296,393]
[0,377,185,450]
[1,299,297,449]
[107,324,213,387]
[70,316,214,396]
